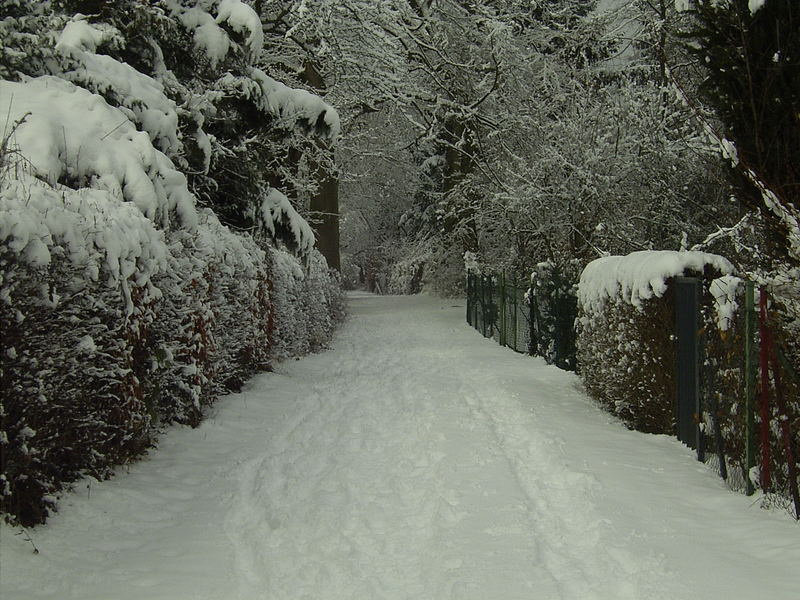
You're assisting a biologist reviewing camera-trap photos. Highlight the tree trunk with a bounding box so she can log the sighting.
[310,167,341,271]
[302,60,341,271]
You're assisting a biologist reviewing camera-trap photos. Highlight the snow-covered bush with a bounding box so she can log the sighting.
[0,170,343,525]
[0,77,198,231]
[0,2,345,527]
[577,251,733,433]
[702,282,800,506]
[387,254,427,295]
[0,174,167,525]
[144,213,273,427]
[269,248,344,359]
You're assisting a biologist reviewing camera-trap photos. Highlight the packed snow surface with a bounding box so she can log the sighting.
[2,294,797,600]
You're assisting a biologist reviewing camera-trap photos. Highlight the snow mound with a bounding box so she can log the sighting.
[0,77,198,230]
[579,250,734,312]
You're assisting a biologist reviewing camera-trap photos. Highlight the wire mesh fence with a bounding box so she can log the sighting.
[467,269,798,518]
[465,272,577,370]
[697,282,800,517]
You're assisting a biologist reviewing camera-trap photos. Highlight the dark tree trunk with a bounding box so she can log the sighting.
[302,61,341,271]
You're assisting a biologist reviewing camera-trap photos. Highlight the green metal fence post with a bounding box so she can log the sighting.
[499,273,506,347]
[744,280,756,495]
[488,275,494,338]
[466,274,471,326]
[529,286,536,356]
[512,277,518,351]
[481,275,487,337]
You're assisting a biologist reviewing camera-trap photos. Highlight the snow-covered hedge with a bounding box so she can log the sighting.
[0,176,342,524]
[1,0,346,527]
[576,251,733,433]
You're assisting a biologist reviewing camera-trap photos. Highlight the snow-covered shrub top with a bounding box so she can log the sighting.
[218,69,341,140]
[0,174,167,306]
[578,250,734,313]
[171,0,264,67]
[261,188,316,257]
[194,208,266,278]
[56,16,182,157]
[1,77,198,230]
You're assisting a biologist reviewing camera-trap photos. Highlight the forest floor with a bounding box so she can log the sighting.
[2,292,798,600]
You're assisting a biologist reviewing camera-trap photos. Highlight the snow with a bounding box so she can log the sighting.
[54,15,120,54]
[215,0,264,59]
[173,0,263,67]
[579,250,735,313]
[0,77,198,230]
[178,5,231,68]
[463,250,479,274]
[260,187,317,256]
[252,68,340,139]
[0,173,168,289]
[2,294,798,600]
[215,69,340,139]
[56,18,182,156]
[710,275,742,331]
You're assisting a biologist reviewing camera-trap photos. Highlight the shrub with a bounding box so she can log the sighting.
[577,291,676,433]
[576,251,733,433]
[0,178,166,525]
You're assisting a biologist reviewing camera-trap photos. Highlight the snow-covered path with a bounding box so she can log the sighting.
[2,293,798,600]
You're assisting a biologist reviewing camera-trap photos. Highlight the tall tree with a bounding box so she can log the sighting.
[684,0,800,266]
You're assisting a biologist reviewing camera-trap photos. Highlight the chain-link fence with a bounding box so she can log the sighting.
[468,268,798,518]
[466,271,577,370]
[697,282,800,517]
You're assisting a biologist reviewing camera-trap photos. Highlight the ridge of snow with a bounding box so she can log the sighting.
[579,250,734,312]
